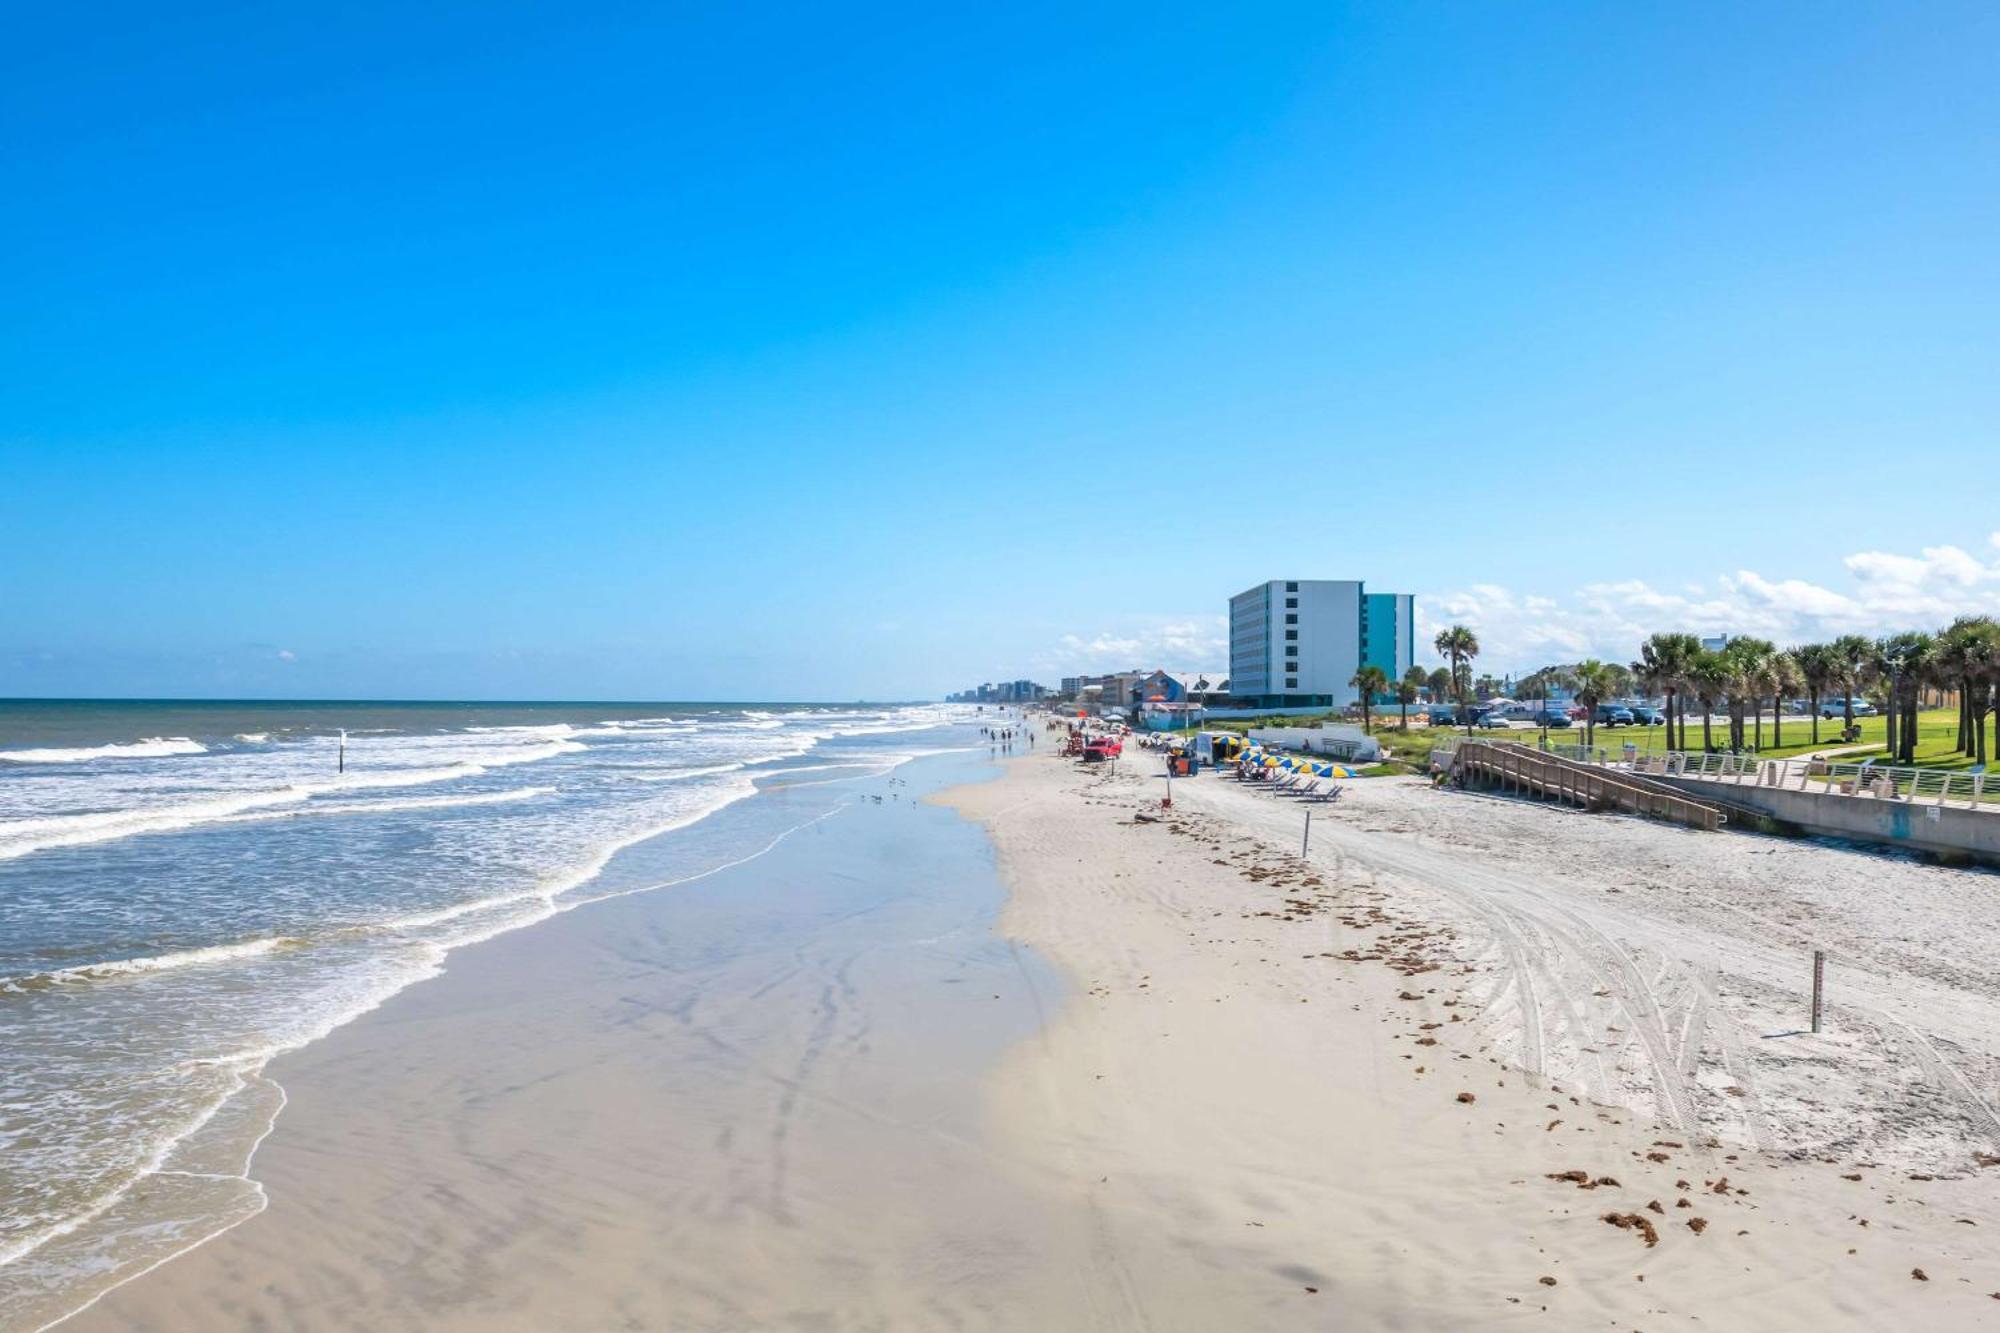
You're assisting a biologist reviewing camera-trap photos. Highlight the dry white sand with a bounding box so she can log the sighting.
[52,748,2000,1330]
[1167,758,2000,1172]
[946,750,2000,1328]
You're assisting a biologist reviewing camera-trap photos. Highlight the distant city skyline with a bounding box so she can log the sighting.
[5,4,1995,700]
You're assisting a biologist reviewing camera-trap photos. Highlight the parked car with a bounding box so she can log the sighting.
[1593,704,1636,727]
[1627,705,1666,726]
[1818,698,1879,718]
[1519,701,1571,725]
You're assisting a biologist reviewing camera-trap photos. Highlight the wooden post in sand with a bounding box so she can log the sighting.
[1302,810,1312,856]
[1811,950,1826,1033]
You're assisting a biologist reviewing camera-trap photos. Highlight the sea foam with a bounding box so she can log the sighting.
[0,737,208,764]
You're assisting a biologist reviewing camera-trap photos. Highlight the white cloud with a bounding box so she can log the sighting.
[1038,615,1229,674]
[276,649,297,662]
[1413,533,2000,673]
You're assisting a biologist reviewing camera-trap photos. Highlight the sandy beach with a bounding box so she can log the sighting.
[56,745,2000,1330]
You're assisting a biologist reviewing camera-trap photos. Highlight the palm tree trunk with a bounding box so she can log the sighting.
[1701,704,1713,752]
[1810,690,1820,745]
[1772,694,1781,749]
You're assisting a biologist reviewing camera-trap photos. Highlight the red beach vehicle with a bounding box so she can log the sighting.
[1081,736,1123,763]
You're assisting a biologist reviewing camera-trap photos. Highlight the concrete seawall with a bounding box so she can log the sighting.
[1650,774,2000,867]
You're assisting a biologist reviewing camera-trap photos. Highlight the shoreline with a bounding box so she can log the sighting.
[42,742,2000,1329]
[30,745,1017,1332]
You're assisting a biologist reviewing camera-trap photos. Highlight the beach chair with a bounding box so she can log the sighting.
[1306,784,1344,804]
[1289,778,1321,799]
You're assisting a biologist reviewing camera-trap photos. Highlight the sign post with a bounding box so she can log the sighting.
[1811,950,1826,1033]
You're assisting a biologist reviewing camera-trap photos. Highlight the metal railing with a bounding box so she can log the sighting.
[1449,740,1725,831]
[1568,746,2000,812]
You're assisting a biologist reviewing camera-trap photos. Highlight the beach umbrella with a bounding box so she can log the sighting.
[1314,763,1358,779]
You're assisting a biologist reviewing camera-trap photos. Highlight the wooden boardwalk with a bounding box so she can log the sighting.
[1448,740,1727,831]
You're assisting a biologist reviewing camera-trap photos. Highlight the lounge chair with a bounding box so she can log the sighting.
[1306,784,1344,804]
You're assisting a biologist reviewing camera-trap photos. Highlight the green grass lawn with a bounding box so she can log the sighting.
[1184,709,1981,770]
[1812,711,1993,771]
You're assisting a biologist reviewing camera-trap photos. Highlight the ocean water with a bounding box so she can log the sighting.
[0,699,1007,1328]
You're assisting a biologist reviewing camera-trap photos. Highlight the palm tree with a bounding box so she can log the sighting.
[1636,632,1700,751]
[1937,617,2000,758]
[1426,667,1453,709]
[1873,632,1937,764]
[1955,619,2000,765]
[1719,638,1774,750]
[1351,665,1389,733]
[1793,643,1838,746]
[1569,659,1618,749]
[1974,623,2000,766]
[1685,650,1731,752]
[1433,626,1480,736]
[1767,651,1799,750]
[1830,633,1874,737]
[1397,665,1426,731]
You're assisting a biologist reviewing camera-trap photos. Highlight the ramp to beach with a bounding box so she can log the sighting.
[1446,739,1727,831]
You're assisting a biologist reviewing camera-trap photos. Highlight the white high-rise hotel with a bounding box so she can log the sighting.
[1228,579,1415,710]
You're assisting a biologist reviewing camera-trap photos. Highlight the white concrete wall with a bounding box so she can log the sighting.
[1245,724,1382,762]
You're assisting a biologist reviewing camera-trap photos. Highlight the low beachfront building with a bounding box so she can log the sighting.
[1135,670,1231,706]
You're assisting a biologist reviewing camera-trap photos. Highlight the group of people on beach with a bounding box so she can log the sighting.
[981,724,1032,756]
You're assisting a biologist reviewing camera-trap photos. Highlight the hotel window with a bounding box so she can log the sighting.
[1285,677,1298,688]
[1285,630,1297,641]
[1285,582,1297,592]
[1285,597,1297,609]
[1285,614,1297,625]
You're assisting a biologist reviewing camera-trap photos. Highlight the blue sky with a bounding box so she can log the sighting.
[5,2,1997,699]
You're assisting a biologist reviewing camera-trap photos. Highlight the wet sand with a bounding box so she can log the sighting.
[60,746,2000,1330]
[61,752,1082,1331]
